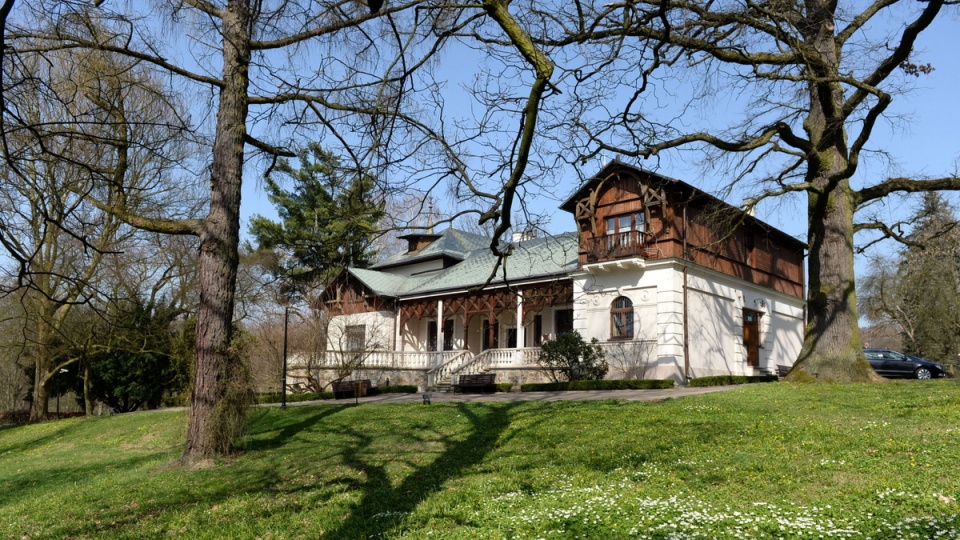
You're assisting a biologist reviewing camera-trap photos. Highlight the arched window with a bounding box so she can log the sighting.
[611,296,634,339]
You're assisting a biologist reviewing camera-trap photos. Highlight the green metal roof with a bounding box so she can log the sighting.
[350,229,578,298]
[371,228,492,270]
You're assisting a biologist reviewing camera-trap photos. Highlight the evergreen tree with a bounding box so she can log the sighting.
[81,299,191,413]
[248,144,385,292]
[897,194,960,364]
[862,193,960,366]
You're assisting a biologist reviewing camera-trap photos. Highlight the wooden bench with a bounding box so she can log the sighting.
[332,379,371,399]
[453,373,497,394]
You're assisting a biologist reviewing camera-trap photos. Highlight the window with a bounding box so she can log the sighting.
[429,320,455,351]
[555,309,574,335]
[507,327,517,348]
[611,296,634,339]
[606,212,646,235]
[345,325,365,351]
[443,319,455,351]
[427,321,438,352]
[533,314,543,346]
[606,212,647,251]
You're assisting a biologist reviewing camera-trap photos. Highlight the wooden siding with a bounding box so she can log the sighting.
[322,273,395,316]
[571,167,804,299]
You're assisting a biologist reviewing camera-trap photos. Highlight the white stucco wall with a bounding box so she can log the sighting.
[573,259,805,381]
[684,267,805,377]
[328,311,395,352]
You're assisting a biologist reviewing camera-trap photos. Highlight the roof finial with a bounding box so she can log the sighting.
[427,203,434,233]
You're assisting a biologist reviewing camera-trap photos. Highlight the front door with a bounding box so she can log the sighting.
[743,309,761,367]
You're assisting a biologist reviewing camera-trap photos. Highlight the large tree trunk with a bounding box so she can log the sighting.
[29,356,50,421]
[790,181,877,381]
[28,307,53,422]
[787,2,878,382]
[180,0,251,463]
[82,356,93,416]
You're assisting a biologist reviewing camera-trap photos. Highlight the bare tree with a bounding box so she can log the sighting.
[0,294,29,412]
[3,0,683,455]
[5,0,604,459]
[0,38,193,420]
[9,0,440,460]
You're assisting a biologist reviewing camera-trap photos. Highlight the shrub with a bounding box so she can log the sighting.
[0,411,29,425]
[495,383,513,393]
[257,391,334,404]
[687,375,778,387]
[520,379,674,392]
[367,385,418,395]
[537,331,608,382]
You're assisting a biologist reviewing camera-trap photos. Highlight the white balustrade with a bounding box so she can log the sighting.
[315,350,464,370]
[311,340,659,373]
[451,347,541,376]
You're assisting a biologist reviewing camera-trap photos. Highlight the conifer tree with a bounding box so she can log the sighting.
[861,193,960,366]
[248,143,386,292]
[897,193,960,363]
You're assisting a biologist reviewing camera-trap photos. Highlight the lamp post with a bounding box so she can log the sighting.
[281,305,289,410]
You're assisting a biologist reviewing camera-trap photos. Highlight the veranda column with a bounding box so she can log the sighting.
[515,292,525,362]
[395,307,402,353]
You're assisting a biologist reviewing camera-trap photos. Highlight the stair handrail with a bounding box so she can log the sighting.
[450,349,495,379]
[426,350,472,388]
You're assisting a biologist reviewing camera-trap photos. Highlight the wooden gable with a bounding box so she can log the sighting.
[561,162,806,299]
[320,271,395,316]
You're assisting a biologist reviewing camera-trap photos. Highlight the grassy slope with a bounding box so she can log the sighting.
[3,381,960,539]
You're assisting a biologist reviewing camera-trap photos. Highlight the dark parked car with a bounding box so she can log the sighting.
[863,348,946,379]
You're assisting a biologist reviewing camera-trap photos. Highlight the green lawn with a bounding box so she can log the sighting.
[3,381,960,539]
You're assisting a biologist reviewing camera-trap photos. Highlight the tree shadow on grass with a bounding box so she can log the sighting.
[0,452,165,509]
[243,404,352,452]
[322,402,519,539]
[0,417,96,456]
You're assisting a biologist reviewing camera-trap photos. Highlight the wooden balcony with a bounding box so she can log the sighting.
[585,231,662,262]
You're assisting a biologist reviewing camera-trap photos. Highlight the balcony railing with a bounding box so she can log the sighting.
[585,231,661,261]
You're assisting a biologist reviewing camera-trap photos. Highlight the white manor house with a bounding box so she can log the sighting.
[307,162,806,390]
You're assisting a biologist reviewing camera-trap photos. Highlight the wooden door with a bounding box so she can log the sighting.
[743,309,761,367]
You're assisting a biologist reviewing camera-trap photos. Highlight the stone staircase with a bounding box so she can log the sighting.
[431,380,453,393]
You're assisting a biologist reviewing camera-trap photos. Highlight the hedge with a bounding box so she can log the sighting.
[257,391,333,404]
[367,385,418,395]
[520,379,674,392]
[258,384,418,404]
[687,375,779,387]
